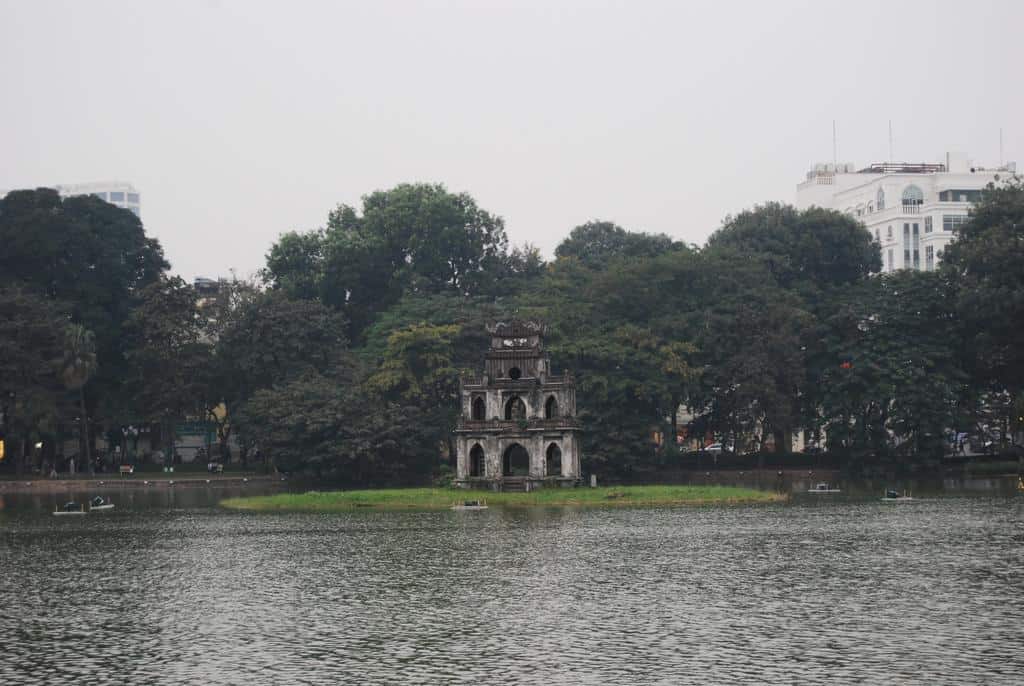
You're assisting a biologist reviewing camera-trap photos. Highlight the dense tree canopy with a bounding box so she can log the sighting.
[555,220,682,268]
[5,178,1023,482]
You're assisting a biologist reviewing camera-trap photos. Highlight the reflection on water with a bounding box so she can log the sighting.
[1,489,1022,684]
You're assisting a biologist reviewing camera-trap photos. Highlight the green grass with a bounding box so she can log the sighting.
[220,485,784,512]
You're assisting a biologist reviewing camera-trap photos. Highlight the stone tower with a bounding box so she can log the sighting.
[454,320,581,490]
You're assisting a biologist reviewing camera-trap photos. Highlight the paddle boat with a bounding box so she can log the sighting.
[53,501,86,516]
[881,489,915,502]
[451,499,488,511]
[807,482,841,494]
[88,496,115,512]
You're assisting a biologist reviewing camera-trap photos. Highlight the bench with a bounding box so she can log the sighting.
[119,465,134,476]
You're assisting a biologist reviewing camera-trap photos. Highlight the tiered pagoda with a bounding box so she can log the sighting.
[453,320,581,490]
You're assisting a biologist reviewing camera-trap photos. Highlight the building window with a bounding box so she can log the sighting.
[504,396,527,421]
[902,185,924,205]
[887,248,893,271]
[867,203,874,214]
[109,191,125,202]
[939,189,982,203]
[924,216,932,233]
[912,223,920,268]
[903,224,910,268]
[925,246,934,270]
[127,193,139,203]
[874,229,880,242]
[877,187,885,210]
[471,397,486,421]
[887,225,893,239]
[92,192,107,201]
[469,444,485,477]
[943,214,967,232]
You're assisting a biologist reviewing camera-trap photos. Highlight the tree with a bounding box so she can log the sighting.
[819,270,965,463]
[124,277,210,462]
[365,323,462,469]
[942,177,1024,424]
[263,230,325,302]
[60,324,98,471]
[706,203,881,292]
[555,221,681,268]
[538,247,701,475]
[0,288,67,474]
[0,188,168,446]
[214,292,350,405]
[264,183,511,339]
[237,369,437,483]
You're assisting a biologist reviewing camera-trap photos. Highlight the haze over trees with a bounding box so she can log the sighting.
[2,178,1022,482]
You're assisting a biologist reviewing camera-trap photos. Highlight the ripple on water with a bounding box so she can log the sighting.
[0,496,1023,684]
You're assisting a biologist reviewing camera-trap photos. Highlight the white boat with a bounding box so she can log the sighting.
[451,500,488,511]
[89,496,115,512]
[881,489,915,502]
[53,502,86,516]
[807,482,841,494]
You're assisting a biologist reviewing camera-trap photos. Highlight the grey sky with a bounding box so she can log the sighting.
[2,0,1020,281]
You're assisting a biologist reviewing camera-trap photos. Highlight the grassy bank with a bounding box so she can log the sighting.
[220,485,784,512]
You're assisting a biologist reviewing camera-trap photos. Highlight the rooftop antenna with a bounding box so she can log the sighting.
[888,120,893,162]
[832,120,837,168]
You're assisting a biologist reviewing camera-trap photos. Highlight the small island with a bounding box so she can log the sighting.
[220,485,784,512]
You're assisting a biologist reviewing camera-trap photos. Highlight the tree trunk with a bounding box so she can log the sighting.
[15,436,25,476]
[671,401,680,454]
[80,388,93,475]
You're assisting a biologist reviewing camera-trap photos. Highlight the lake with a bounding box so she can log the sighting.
[1,484,1022,684]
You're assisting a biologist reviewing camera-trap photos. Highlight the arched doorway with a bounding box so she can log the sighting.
[544,395,559,419]
[504,396,527,421]
[503,443,530,476]
[471,397,486,420]
[546,443,562,477]
[469,444,485,477]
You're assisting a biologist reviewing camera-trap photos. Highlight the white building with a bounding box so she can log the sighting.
[54,181,141,218]
[796,153,1015,272]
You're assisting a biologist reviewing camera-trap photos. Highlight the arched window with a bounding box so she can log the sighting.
[877,187,885,210]
[544,395,559,419]
[503,443,530,476]
[471,397,486,420]
[508,367,522,380]
[504,396,527,421]
[545,443,562,477]
[902,185,924,206]
[469,444,485,477]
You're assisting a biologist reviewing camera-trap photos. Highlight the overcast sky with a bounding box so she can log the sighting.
[2,0,1021,281]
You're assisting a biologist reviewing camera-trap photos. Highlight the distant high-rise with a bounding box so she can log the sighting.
[54,181,141,218]
[795,153,1015,273]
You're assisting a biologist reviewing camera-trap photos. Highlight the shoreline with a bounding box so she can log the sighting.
[221,485,786,512]
[0,474,277,494]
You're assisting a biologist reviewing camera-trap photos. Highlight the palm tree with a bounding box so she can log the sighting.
[61,325,98,473]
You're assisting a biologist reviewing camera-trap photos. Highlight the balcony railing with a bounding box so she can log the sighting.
[901,203,921,215]
[456,417,581,431]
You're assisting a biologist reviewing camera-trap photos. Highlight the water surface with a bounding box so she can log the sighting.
[1,488,1022,684]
